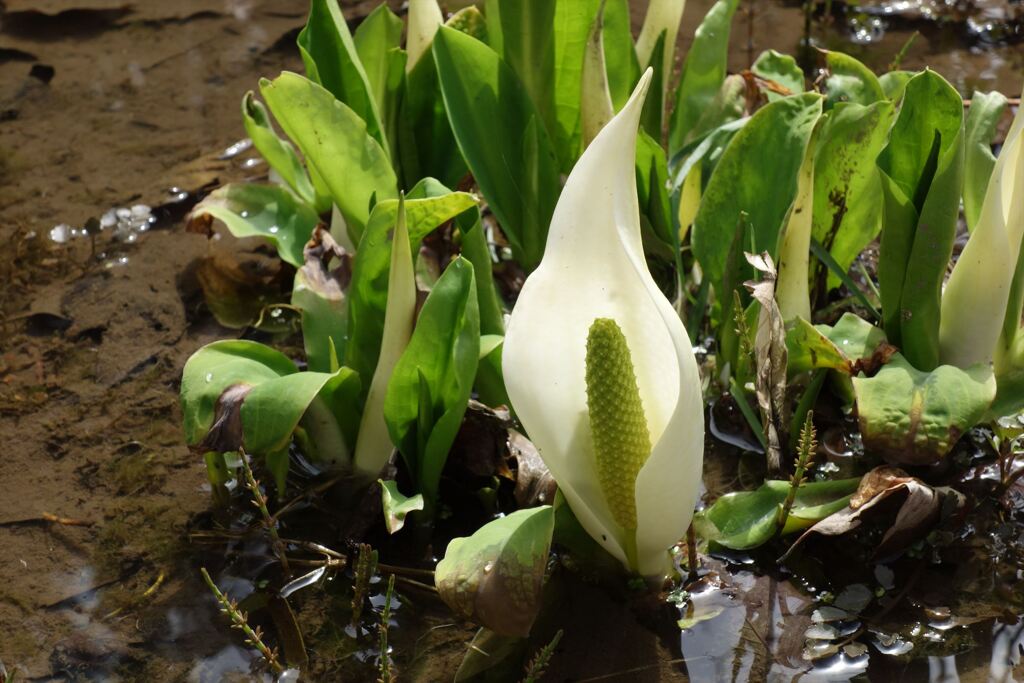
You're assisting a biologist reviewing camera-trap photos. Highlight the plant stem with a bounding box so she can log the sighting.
[775,411,817,536]
[240,452,290,577]
[352,543,378,628]
[201,568,284,674]
[686,523,699,583]
[378,574,396,683]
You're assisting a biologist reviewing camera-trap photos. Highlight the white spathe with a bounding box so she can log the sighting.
[940,95,1024,368]
[503,69,704,578]
[406,0,444,72]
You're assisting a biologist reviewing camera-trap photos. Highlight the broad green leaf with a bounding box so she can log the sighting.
[436,506,554,637]
[384,257,480,507]
[189,183,319,268]
[485,0,601,169]
[785,313,887,375]
[475,335,510,409]
[668,0,741,155]
[691,94,823,305]
[379,479,425,534]
[751,50,804,100]
[457,210,505,336]
[879,70,913,100]
[291,245,349,374]
[180,341,360,475]
[963,90,1008,232]
[579,0,615,148]
[399,30,466,190]
[241,92,320,210]
[811,101,895,290]
[601,0,640,111]
[636,129,674,250]
[694,478,860,550]
[260,72,397,240]
[353,4,406,166]
[876,70,964,370]
[993,336,1024,417]
[433,26,561,271]
[298,0,389,155]
[181,340,298,445]
[346,185,478,396]
[853,354,995,465]
[639,31,666,140]
[454,628,525,682]
[823,51,885,108]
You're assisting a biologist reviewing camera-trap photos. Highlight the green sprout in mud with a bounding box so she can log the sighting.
[200,567,285,675]
[521,629,563,683]
[351,542,377,628]
[377,573,396,683]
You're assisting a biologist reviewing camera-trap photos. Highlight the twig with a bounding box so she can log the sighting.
[0,513,94,528]
[378,574,397,683]
[201,567,284,674]
[377,563,436,580]
[240,453,290,577]
[271,471,348,522]
[775,411,817,536]
[522,629,563,683]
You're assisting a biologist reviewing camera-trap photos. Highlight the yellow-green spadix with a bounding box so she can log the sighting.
[502,69,704,578]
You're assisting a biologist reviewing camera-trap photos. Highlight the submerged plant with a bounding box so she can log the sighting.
[503,70,704,578]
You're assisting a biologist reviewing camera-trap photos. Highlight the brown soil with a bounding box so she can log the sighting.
[0,0,1020,680]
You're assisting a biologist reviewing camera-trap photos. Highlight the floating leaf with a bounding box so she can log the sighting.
[379,479,425,534]
[694,478,860,550]
[436,506,554,637]
[852,354,996,465]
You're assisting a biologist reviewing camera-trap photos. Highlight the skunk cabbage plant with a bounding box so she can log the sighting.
[503,70,704,578]
[939,94,1024,370]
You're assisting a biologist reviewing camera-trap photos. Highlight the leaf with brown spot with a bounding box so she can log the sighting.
[436,506,554,638]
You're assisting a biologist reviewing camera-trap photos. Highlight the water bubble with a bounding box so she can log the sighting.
[49,224,72,243]
[268,226,279,234]
[205,373,214,382]
[483,562,494,573]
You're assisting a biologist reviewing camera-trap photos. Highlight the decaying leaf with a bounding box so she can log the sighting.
[292,225,352,372]
[435,506,554,638]
[783,466,966,560]
[745,252,788,474]
[510,430,557,508]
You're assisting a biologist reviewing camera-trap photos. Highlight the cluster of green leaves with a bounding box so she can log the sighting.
[178,0,1024,659]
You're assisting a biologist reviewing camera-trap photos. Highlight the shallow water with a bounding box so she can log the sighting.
[1,0,1022,680]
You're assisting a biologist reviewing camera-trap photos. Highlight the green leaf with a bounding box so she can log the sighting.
[601,0,640,111]
[691,94,823,307]
[260,72,398,240]
[189,183,319,268]
[811,101,895,290]
[822,50,885,108]
[876,70,964,370]
[436,506,554,637]
[853,354,996,465]
[879,70,913,100]
[353,4,406,167]
[484,0,601,170]
[639,30,666,140]
[636,129,674,250]
[241,92,321,210]
[291,245,349,374]
[180,340,360,469]
[475,336,510,409]
[694,478,860,550]
[785,313,887,375]
[668,0,740,155]
[346,185,478,397]
[963,90,1008,232]
[751,50,804,100]
[457,210,505,336]
[384,257,480,507]
[432,26,561,271]
[454,628,526,682]
[298,0,390,156]
[380,479,425,534]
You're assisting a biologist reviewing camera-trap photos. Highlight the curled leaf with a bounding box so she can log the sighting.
[379,479,425,534]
